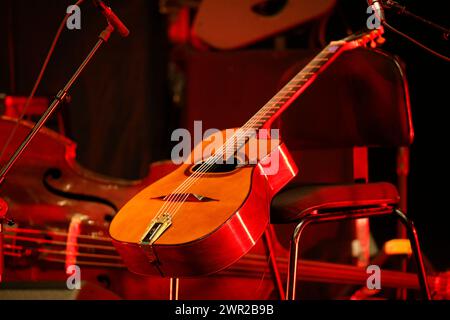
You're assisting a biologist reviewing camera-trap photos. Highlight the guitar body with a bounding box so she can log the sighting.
[110,129,298,277]
[193,0,336,49]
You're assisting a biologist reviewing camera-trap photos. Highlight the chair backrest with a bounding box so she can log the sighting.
[279,48,413,150]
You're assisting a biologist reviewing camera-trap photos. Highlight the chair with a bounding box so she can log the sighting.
[270,48,431,300]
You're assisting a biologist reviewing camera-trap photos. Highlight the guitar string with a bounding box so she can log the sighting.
[150,86,298,217]
[158,94,290,221]
[154,120,265,220]
[162,77,311,217]
[156,105,281,207]
[158,80,311,221]
[163,120,270,219]
[155,127,256,214]
[148,49,334,228]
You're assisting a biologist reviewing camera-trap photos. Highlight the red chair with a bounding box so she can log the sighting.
[271,48,431,300]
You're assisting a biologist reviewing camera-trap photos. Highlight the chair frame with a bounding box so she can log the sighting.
[285,206,431,300]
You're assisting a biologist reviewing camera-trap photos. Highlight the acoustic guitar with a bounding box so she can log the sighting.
[192,0,336,49]
[109,28,386,277]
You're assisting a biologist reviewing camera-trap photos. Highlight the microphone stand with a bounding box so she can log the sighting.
[0,198,7,283]
[0,23,116,283]
[384,0,450,40]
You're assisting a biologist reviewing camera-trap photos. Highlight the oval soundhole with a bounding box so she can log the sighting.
[251,0,288,17]
[191,161,239,173]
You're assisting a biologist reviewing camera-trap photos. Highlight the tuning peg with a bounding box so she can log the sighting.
[376,36,386,45]
[370,40,377,48]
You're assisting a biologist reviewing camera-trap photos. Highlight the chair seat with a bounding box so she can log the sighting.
[271,182,399,223]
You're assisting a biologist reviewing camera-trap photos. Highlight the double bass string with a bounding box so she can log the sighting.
[6,226,111,241]
[3,226,434,293]
[3,226,278,274]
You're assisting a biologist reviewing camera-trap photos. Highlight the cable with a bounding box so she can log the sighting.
[383,22,450,62]
[0,0,85,163]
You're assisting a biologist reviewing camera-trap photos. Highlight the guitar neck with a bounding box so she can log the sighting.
[246,41,347,131]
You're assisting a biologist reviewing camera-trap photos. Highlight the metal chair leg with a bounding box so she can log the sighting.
[285,208,431,300]
[263,228,286,300]
[169,277,179,300]
[393,209,431,300]
[286,218,313,300]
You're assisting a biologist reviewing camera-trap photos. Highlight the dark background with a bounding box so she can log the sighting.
[338,1,450,270]
[0,0,449,270]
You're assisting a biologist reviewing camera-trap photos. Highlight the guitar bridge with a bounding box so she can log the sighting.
[152,193,218,202]
[141,213,172,245]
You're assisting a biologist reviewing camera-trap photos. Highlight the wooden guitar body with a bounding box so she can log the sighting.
[110,129,298,277]
[193,0,336,49]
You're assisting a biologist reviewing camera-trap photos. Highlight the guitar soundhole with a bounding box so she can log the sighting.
[191,161,239,173]
[251,0,288,17]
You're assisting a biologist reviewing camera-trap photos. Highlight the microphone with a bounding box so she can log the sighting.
[93,0,130,37]
[368,0,385,23]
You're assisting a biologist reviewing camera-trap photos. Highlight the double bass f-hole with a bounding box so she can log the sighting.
[43,168,118,215]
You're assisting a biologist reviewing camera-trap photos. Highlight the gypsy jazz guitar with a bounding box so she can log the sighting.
[109,28,386,277]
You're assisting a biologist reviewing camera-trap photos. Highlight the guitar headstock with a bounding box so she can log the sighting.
[340,27,386,51]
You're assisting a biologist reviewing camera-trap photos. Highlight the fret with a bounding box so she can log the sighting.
[278,89,298,94]
[262,105,278,111]
[261,109,279,116]
[293,75,312,80]
[280,88,297,94]
[282,85,302,92]
[275,91,292,97]
[272,98,289,103]
[299,72,316,75]
[269,104,284,109]
[273,94,293,101]
[284,84,304,89]
[317,51,333,57]
[303,65,321,69]
[253,122,265,127]
[261,107,276,113]
[286,82,305,87]
[273,96,294,103]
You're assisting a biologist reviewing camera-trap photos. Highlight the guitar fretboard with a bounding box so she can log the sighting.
[214,41,348,162]
[246,42,346,131]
